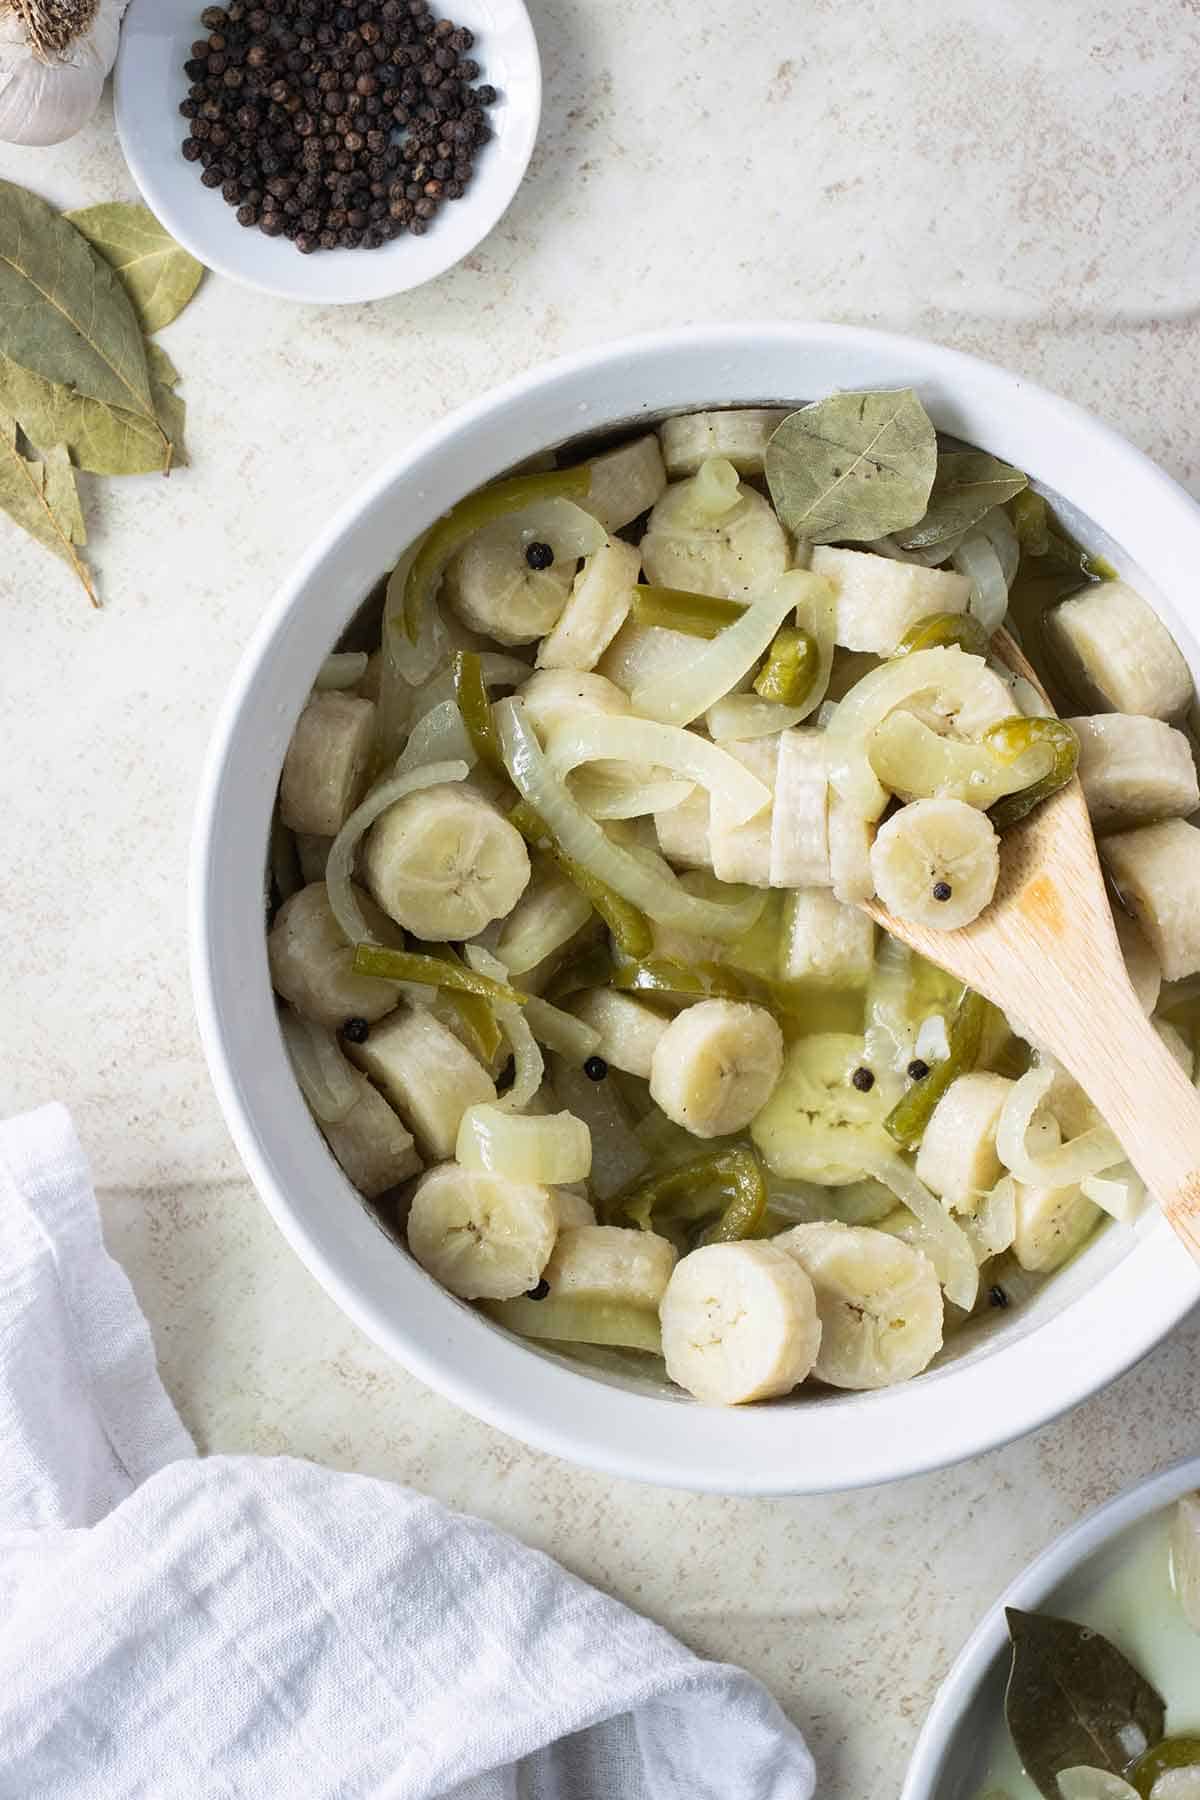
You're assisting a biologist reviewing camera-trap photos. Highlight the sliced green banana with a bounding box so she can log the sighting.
[362,782,531,941]
[597,618,707,696]
[658,408,789,478]
[407,1162,557,1300]
[649,998,784,1139]
[1069,713,1199,832]
[347,1005,496,1159]
[913,1071,1014,1210]
[769,728,831,887]
[774,1221,944,1389]
[1012,1179,1102,1272]
[640,457,790,602]
[780,888,875,986]
[659,1240,822,1405]
[653,785,714,870]
[441,496,604,645]
[319,1069,423,1198]
[568,988,669,1079]
[582,432,668,532]
[280,691,377,839]
[870,797,1000,929]
[544,1223,677,1308]
[808,546,970,655]
[750,1033,902,1185]
[518,667,631,741]
[495,863,594,976]
[1101,820,1200,982]
[267,881,399,1029]
[828,790,876,905]
[710,735,777,886]
[1046,577,1192,719]
[536,536,642,672]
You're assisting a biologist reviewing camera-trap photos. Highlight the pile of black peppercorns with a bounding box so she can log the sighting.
[179,0,497,253]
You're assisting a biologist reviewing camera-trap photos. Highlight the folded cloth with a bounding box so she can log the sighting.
[0,1105,816,1800]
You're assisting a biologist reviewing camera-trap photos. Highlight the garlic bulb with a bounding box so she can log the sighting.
[0,0,127,147]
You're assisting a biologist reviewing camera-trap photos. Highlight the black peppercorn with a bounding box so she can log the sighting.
[341,1017,370,1044]
[851,1066,875,1092]
[988,1284,1009,1309]
[237,201,259,225]
[525,1279,551,1302]
[583,1055,608,1082]
[201,165,224,186]
[906,1059,930,1082]
[524,541,554,570]
[932,881,953,902]
[181,136,203,160]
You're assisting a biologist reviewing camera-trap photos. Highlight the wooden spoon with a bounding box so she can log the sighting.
[863,628,1200,1262]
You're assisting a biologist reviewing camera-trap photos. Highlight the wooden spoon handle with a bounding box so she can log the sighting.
[1051,983,1200,1264]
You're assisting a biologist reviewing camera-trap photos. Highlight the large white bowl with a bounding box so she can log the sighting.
[190,322,1200,1495]
[901,1453,1200,1799]
[115,0,540,305]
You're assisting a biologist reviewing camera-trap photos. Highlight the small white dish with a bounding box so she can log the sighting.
[900,1454,1200,1800]
[114,0,540,305]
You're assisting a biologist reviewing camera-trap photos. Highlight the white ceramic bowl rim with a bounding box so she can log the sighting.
[900,1452,1200,1799]
[191,321,1200,1495]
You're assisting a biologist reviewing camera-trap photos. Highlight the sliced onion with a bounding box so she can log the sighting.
[482,495,607,560]
[326,758,469,945]
[547,715,772,825]
[568,768,695,819]
[953,531,1009,634]
[914,1013,951,1064]
[963,1173,1017,1261]
[825,646,990,818]
[395,699,477,774]
[522,994,602,1061]
[383,546,446,686]
[631,571,828,726]
[466,942,543,1109]
[314,651,369,691]
[1010,674,1052,719]
[996,1065,1123,1187]
[279,1007,359,1124]
[1080,1161,1147,1224]
[457,1102,591,1183]
[861,1150,979,1310]
[496,697,766,942]
[409,653,531,728]
[977,505,1021,589]
[496,876,593,976]
[706,694,808,740]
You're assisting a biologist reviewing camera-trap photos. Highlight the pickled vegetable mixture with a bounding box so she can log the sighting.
[266,392,1200,1407]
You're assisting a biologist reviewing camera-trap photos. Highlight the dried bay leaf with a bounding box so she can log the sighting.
[895,450,1028,549]
[65,202,203,334]
[0,412,96,605]
[764,388,937,543]
[1005,1608,1166,1800]
[0,348,188,474]
[0,180,165,466]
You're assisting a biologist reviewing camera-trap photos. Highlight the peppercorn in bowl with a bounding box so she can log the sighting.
[191,323,1200,1493]
[115,0,540,304]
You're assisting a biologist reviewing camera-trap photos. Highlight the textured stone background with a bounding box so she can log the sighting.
[1,2,1198,1792]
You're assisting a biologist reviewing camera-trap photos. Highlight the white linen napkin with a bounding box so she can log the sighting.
[0,1103,816,1800]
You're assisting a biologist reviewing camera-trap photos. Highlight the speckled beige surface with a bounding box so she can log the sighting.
[1,4,1199,1793]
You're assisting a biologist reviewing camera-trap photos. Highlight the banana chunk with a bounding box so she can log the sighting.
[809,546,970,655]
[569,989,669,1079]
[496,864,594,976]
[828,791,876,904]
[407,1162,557,1300]
[362,782,530,941]
[659,408,789,478]
[649,999,785,1139]
[774,1221,943,1389]
[770,728,831,888]
[870,797,1000,929]
[268,882,398,1029]
[518,667,630,741]
[545,1223,677,1308]
[442,522,574,646]
[1046,579,1193,719]
[1069,713,1199,832]
[751,1032,901,1185]
[654,786,714,870]
[660,1241,822,1405]
[1012,1179,1103,1272]
[1101,819,1200,981]
[1114,908,1161,1016]
[536,537,641,672]
[780,888,875,986]
[584,433,668,532]
[347,1005,496,1159]
[640,459,790,602]
[597,619,703,696]
[914,1071,1014,1209]
[280,691,376,837]
[320,1069,423,1197]
[710,735,777,887]
[554,1185,598,1227]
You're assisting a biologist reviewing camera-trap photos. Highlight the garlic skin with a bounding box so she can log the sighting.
[0,0,127,147]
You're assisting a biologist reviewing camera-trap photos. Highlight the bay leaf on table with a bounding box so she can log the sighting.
[65,201,204,334]
[894,450,1028,549]
[0,411,96,605]
[1005,1608,1166,1800]
[0,347,188,474]
[0,180,166,467]
[764,388,937,544]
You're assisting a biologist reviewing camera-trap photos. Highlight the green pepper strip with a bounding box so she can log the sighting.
[451,650,506,776]
[894,611,991,659]
[410,940,504,1062]
[401,465,591,643]
[352,943,526,1006]
[1010,489,1051,557]
[884,989,986,1152]
[631,584,746,639]
[609,951,748,1002]
[612,1147,767,1244]
[544,940,613,1004]
[1129,1736,1200,1797]
[752,625,820,706]
[508,800,654,959]
[480,1295,663,1355]
[984,715,1080,831]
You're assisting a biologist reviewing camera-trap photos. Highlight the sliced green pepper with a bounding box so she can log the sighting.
[753,625,819,706]
[450,650,505,776]
[984,715,1079,830]
[543,940,613,1004]
[612,1147,767,1244]
[481,1295,663,1355]
[1010,489,1051,557]
[508,800,653,959]
[894,611,991,659]
[401,466,591,642]
[884,988,986,1151]
[410,940,504,1062]
[1130,1738,1200,1798]
[352,943,526,1006]
[631,583,746,639]
[610,952,748,1002]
